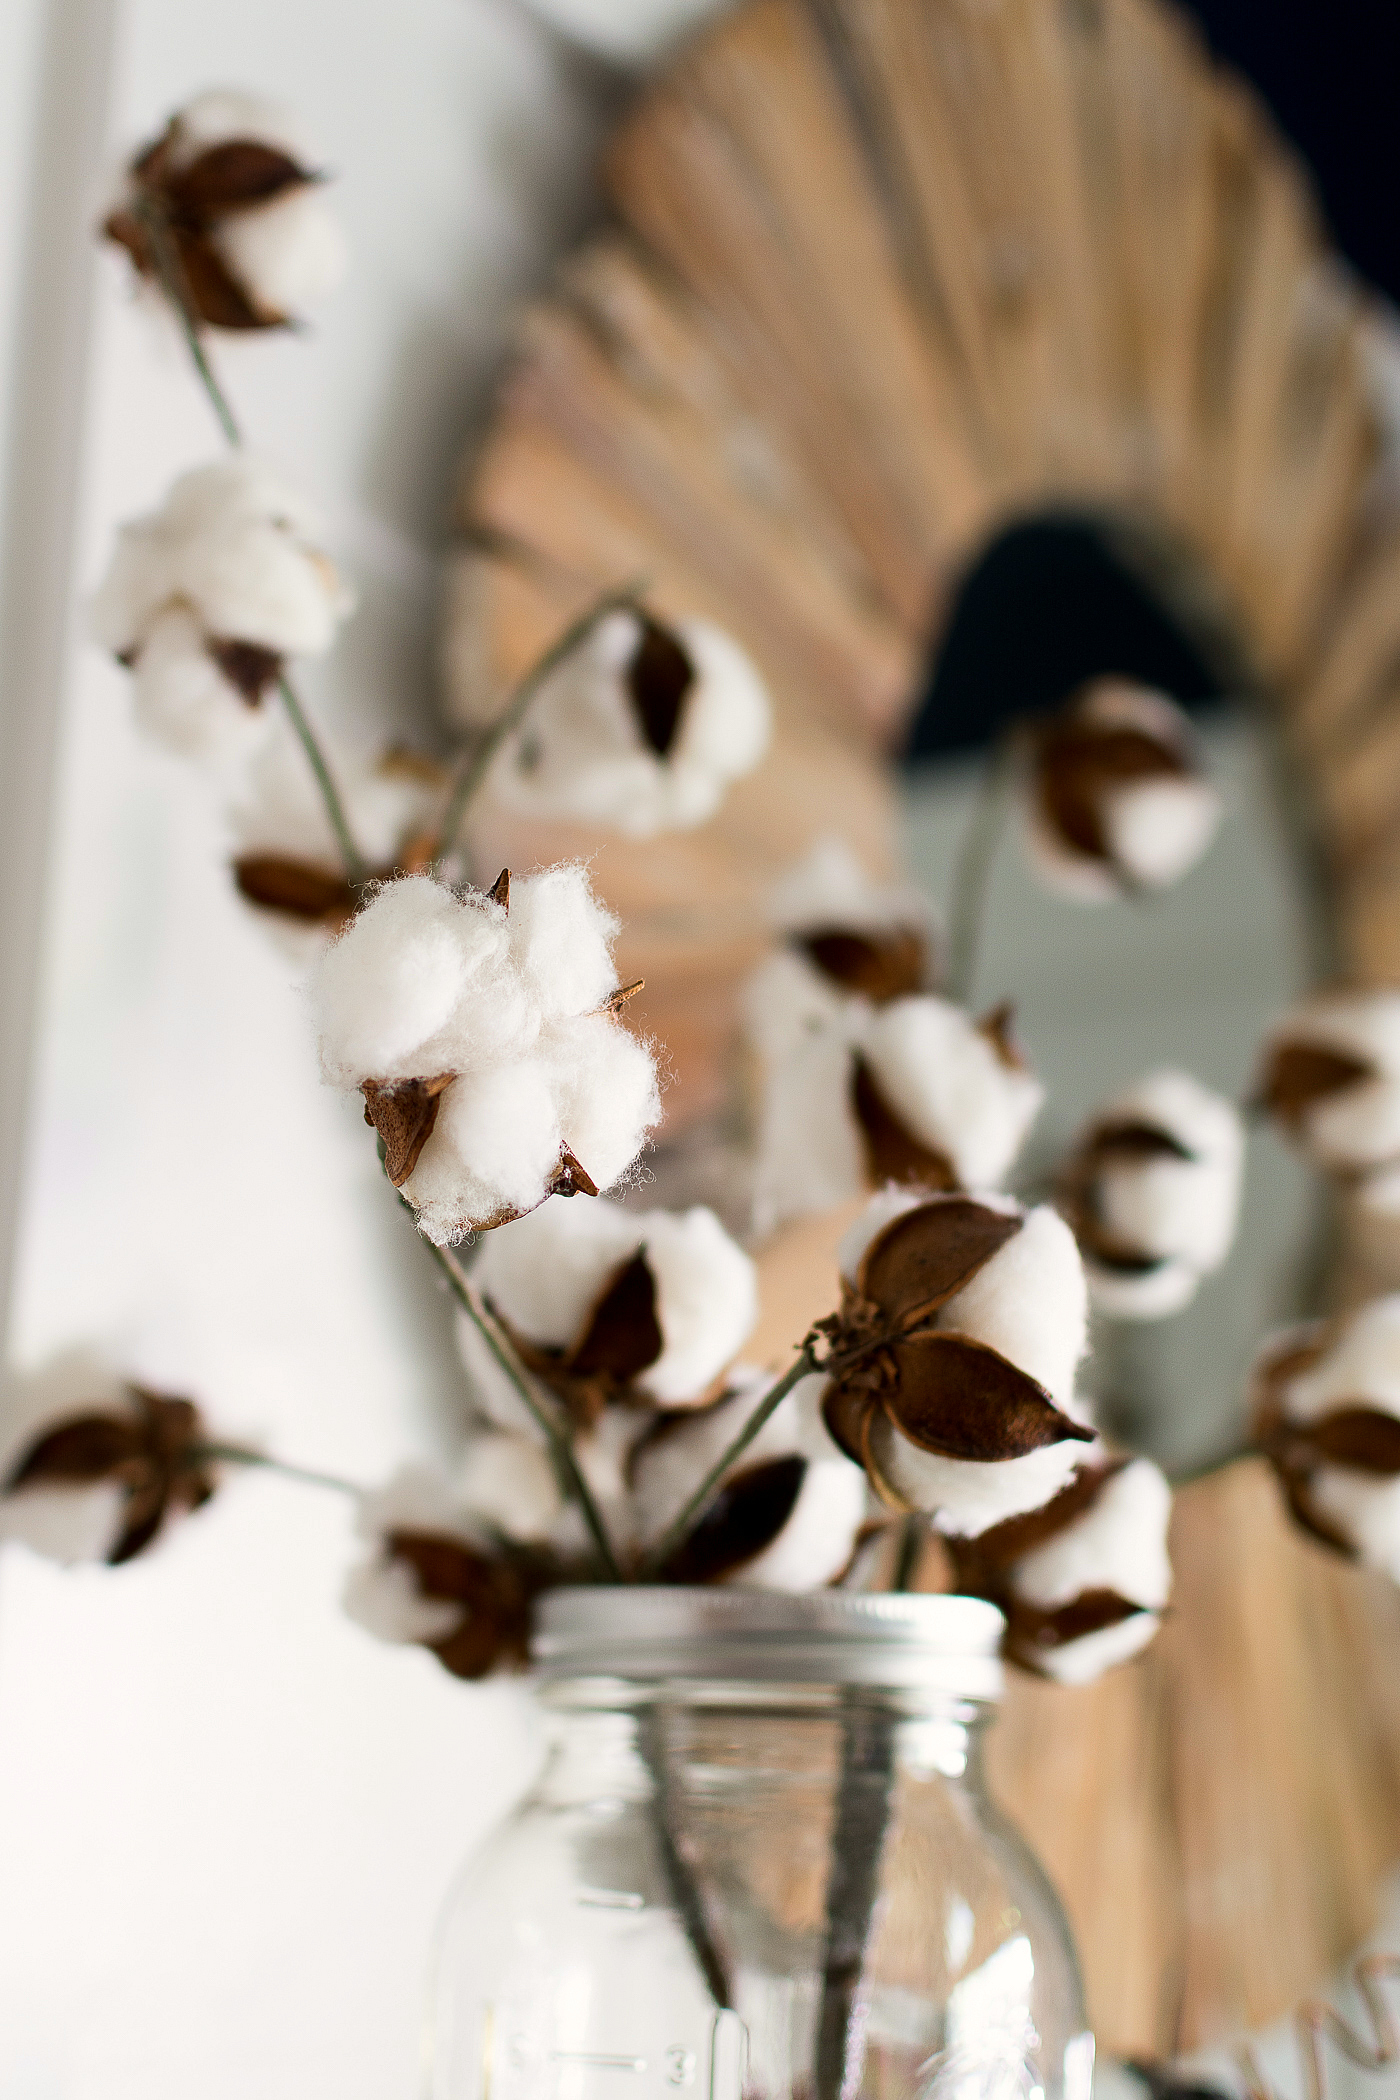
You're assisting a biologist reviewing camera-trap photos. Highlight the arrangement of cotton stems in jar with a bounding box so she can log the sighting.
[1255,990,1400,1214]
[1058,1069,1244,1319]
[746,839,1044,1233]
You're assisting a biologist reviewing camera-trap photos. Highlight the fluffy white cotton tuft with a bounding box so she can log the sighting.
[630,1208,758,1403]
[456,1430,562,1544]
[507,865,621,1020]
[213,183,348,318]
[313,877,499,1084]
[1012,1459,1172,1612]
[229,722,442,876]
[1306,1469,1400,1582]
[1262,992,1400,1171]
[875,1424,1098,1538]
[91,458,353,758]
[342,1465,485,1648]
[540,1013,662,1196]
[750,1025,868,1236]
[341,1555,462,1647]
[939,1202,1088,1406]
[486,609,770,837]
[1103,776,1222,891]
[1077,1069,1243,1320]
[404,1061,564,1242]
[861,997,1045,1190]
[1030,1611,1163,1685]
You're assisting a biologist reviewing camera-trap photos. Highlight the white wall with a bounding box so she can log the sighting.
[0,3,633,2093]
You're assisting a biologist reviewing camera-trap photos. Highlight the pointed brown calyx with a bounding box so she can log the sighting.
[207,636,284,705]
[627,616,695,757]
[4,1385,214,1565]
[233,854,358,927]
[362,1074,453,1187]
[851,1057,958,1191]
[386,1528,535,1680]
[549,1146,599,1199]
[103,122,320,330]
[881,1332,1094,1462]
[658,1455,807,1585]
[1034,709,1191,868]
[1256,1039,1375,1128]
[856,1194,1023,1327]
[1286,1404,1400,1476]
[602,978,645,1015]
[796,926,926,1004]
[487,867,510,910]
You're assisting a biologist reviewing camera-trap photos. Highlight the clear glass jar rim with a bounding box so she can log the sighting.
[531,1586,1005,1696]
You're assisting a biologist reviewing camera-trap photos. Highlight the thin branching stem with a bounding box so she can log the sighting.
[194,1442,361,1496]
[423,1238,622,1581]
[946,733,1017,1006]
[432,581,646,871]
[638,1343,821,1578]
[277,674,367,883]
[132,197,243,448]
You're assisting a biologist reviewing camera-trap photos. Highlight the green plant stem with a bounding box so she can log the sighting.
[194,1442,361,1496]
[432,580,646,870]
[638,1343,820,1578]
[277,673,367,883]
[133,198,243,448]
[423,1238,621,1581]
[891,1513,924,1591]
[945,735,1017,1006]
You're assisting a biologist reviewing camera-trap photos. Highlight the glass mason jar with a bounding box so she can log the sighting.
[429,1590,1092,2100]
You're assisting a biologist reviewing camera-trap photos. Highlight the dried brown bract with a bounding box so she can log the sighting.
[3,1384,216,1565]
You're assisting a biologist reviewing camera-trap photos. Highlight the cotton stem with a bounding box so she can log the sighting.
[194,1442,362,1496]
[132,198,243,448]
[946,734,1017,1006]
[277,673,368,884]
[432,580,646,871]
[424,1239,622,1582]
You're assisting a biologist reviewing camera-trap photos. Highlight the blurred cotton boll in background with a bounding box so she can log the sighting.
[1255,989,1400,1210]
[103,88,348,331]
[1024,679,1221,903]
[486,606,771,837]
[1060,1068,1244,1320]
[89,457,354,759]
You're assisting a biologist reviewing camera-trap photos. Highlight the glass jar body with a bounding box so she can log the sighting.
[428,1677,1090,2100]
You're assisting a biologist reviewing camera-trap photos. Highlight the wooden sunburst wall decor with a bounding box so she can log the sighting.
[446,0,1400,2058]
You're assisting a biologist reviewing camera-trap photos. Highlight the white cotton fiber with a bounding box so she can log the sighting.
[214,184,348,317]
[877,1426,1095,1537]
[1282,1295,1400,1423]
[0,1481,127,1566]
[937,1203,1088,1406]
[168,88,308,161]
[732,1459,867,1591]
[742,948,850,1064]
[406,1061,563,1243]
[469,1198,648,1353]
[1265,992,1400,1170]
[861,997,1044,1189]
[1090,1068,1243,1279]
[632,1374,797,1545]
[131,605,268,758]
[507,865,620,1020]
[1083,1257,1200,1321]
[0,1354,137,1566]
[751,1027,866,1236]
[637,1207,759,1402]
[1103,777,1221,891]
[342,1556,461,1647]
[313,878,491,1084]
[344,1466,485,1646]
[766,835,930,939]
[669,618,772,782]
[1307,1469,1400,1582]
[457,1430,561,1544]
[542,1012,661,1194]
[1011,1459,1172,1612]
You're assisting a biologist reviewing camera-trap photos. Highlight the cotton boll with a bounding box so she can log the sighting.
[861,997,1044,1190]
[168,88,308,161]
[468,1198,647,1355]
[229,723,441,874]
[507,864,620,1020]
[406,1060,564,1243]
[836,1184,941,1283]
[129,605,271,758]
[742,948,850,1064]
[212,183,348,318]
[1102,776,1221,891]
[543,1012,661,1195]
[0,1358,131,1564]
[637,1208,758,1403]
[766,836,930,940]
[313,878,491,1085]
[457,1431,562,1544]
[1082,1256,1199,1321]
[344,1465,494,1649]
[668,618,772,784]
[874,1423,1095,1538]
[1282,1296,1400,1423]
[1257,992,1400,1173]
[633,1375,800,1546]
[938,1203,1088,1408]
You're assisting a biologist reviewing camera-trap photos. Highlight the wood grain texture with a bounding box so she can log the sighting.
[450,0,1400,2041]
